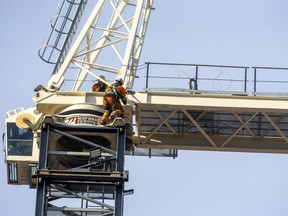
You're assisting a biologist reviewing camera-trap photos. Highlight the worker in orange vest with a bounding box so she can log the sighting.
[100,77,127,125]
[92,75,108,92]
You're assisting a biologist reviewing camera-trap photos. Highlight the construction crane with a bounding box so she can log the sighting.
[5,1,156,215]
[3,1,288,216]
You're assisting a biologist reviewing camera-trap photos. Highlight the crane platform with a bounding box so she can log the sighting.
[32,89,288,154]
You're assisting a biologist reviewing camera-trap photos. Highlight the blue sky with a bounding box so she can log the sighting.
[1,0,288,215]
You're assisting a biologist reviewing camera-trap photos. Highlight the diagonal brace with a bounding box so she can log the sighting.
[221,112,258,147]
[182,109,217,147]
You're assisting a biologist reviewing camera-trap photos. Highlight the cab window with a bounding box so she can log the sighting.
[6,123,33,156]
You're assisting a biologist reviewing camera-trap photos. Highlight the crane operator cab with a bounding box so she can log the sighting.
[4,107,41,187]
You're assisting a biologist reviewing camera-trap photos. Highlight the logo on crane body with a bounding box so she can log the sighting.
[63,115,100,125]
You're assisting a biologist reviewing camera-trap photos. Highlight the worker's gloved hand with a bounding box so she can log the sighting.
[126,90,135,95]
[122,98,127,105]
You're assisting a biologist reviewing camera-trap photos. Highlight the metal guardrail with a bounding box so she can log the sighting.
[144,62,288,96]
[252,66,288,94]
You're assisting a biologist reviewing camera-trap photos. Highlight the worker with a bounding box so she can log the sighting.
[92,75,108,92]
[100,77,127,125]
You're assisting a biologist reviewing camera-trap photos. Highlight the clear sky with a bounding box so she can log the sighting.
[1,0,288,216]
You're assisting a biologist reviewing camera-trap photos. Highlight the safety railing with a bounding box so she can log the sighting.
[38,0,87,75]
[252,66,288,96]
[143,62,288,96]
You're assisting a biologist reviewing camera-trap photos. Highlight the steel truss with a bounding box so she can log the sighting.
[134,102,288,153]
[47,0,154,92]
[35,118,127,216]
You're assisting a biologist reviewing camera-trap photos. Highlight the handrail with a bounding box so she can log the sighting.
[144,62,288,96]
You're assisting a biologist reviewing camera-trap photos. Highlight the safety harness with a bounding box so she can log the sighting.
[104,84,121,109]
